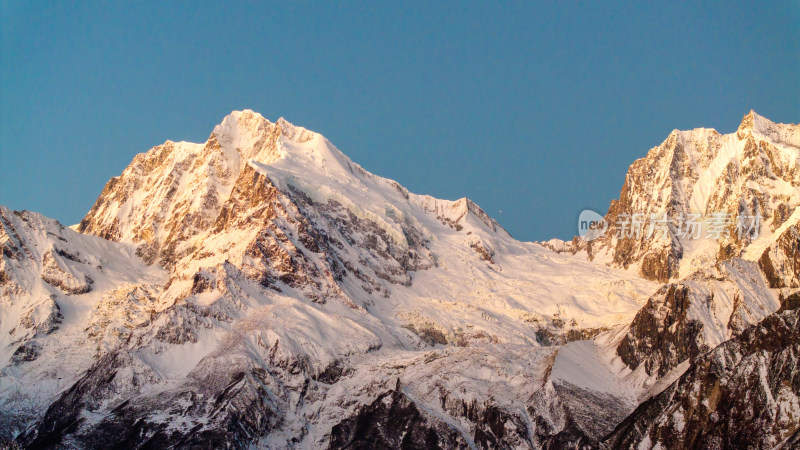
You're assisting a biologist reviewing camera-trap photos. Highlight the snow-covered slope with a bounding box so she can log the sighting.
[4,110,660,447]
[0,206,166,437]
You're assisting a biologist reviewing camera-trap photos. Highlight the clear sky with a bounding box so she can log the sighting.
[1,1,798,241]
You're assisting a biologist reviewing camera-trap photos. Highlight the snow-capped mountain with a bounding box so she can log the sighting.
[558,111,800,284]
[76,109,658,338]
[1,110,798,448]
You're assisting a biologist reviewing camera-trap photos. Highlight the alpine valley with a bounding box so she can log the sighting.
[1,110,798,449]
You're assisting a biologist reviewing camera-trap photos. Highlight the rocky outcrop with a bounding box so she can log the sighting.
[328,383,591,450]
[604,300,800,449]
[616,284,703,378]
[328,380,470,449]
[616,258,779,378]
[8,295,63,348]
[759,219,800,289]
[40,250,93,294]
[84,284,161,354]
[325,346,598,450]
[21,353,283,449]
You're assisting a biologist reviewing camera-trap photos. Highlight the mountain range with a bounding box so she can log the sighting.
[1,109,798,449]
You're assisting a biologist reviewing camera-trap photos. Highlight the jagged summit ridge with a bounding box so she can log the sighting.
[212,109,317,157]
[70,108,656,357]
[738,109,800,147]
[77,109,508,270]
[563,112,800,283]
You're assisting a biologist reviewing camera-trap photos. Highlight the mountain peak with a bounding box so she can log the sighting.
[737,110,800,147]
[738,109,767,132]
[211,109,269,150]
[275,116,315,142]
[211,110,315,152]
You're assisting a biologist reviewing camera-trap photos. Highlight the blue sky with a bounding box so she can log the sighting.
[1,1,798,241]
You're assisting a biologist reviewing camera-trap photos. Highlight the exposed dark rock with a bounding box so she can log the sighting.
[20,353,282,449]
[758,222,800,288]
[616,284,705,377]
[604,303,800,449]
[329,380,469,449]
[536,326,607,346]
[553,381,633,441]
[191,270,216,294]
[772,203,795,231]
[639,246,680,283]
[10,341,42,364]
[40,250,93,295]
[470,241,495,264]
[617,258,779,378]
[53,247,83,263]
[402,323,449,346]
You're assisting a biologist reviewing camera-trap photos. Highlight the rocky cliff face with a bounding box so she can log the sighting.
[616,258,780,378]
[604,298,800,449]
[571,111,800,284]
[2,110,798,448]
[759,221,800,289]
